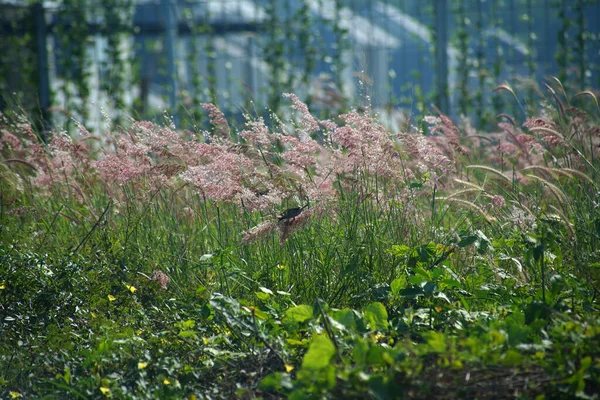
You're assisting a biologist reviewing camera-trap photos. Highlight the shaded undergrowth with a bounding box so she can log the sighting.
[1,81,599,399]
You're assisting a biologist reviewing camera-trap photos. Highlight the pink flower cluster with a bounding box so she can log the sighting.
[152,270,171,290]
[1,94,489,243]
[202,103,230,140]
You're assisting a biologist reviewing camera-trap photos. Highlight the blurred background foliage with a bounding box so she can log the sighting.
[0,0,599,133]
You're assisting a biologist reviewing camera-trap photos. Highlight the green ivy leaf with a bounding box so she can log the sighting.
[391,276,407,297]
[388,244,411,258]
[178,330,197,339]
[332,308,356,330]
[502,349,523,366]
[424,331,446,353]
[352,338,369,364]
[369,374,393,400]
[255,291,270,301]
[364,302,388,331]
[302,335,335,370]
[399,287,423,299]
[285,304,313,324]
[418,242,437,262]
[423,281,437,296]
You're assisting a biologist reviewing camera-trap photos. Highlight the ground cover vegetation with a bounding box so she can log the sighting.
[1,81,600,399]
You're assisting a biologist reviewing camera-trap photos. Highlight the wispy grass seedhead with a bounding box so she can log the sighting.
[1,81,599,306]
[466,165,513,184]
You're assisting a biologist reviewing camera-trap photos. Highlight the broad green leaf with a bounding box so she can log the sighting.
[175,319,195,329]
[424,331,446,353]
[441,279,461,288]
[423,281,437,295]
[476,230,493,254]
[408,274,427,286]
[388,244,411,257]
[178,330,197,339]
[431,267,444,280]
[255,291,270,301]
[417,242,437,262]
[390,276,407,296]
[502,350,523,366]
[259,372,293,391]
[259,373,282,391]
[400,287,423,299]
[285,304,313,323]
[352,338,369,364]
[253,309,269,320]
[364,302,389,331]
[332,308,356,330]
[195,285,209,299]
[367,346,385,366]
[414,267,431,280]
[302,335,335,370]
[369,374,392,400]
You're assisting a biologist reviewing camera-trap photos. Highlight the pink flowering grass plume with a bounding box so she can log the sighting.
[95,120,206,192]
[237,105,335,210]
[203,103,230,141]
[422,114,470,177]
[240,220,278,245]
[3,117,51,178]
[330,110,404,182]
[283,93,320,134]
[181,145,254,203]
[490,121,545,168]
[0,114,100,201]
[152,270,171,290]
[491,195,505,208]
[400,131,452,186]
[239,115,277,148]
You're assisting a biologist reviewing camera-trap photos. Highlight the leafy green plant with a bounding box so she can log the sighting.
[1,78,599,399]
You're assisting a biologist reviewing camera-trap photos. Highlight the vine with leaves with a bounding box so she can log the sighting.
[409,1,427,115]
[453,1,472,116]
[0,5,39,127]
[474,0,488,124]
[523,0,538,112]
[296,0,317,108]
[573,0,586,90]
[53,0,92,127]
[100,0,134,126]
[181,3,205,131]
[264,0,286,115]
[331,0,349,113]
[490,0,506,121]
[555,1,572,87]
